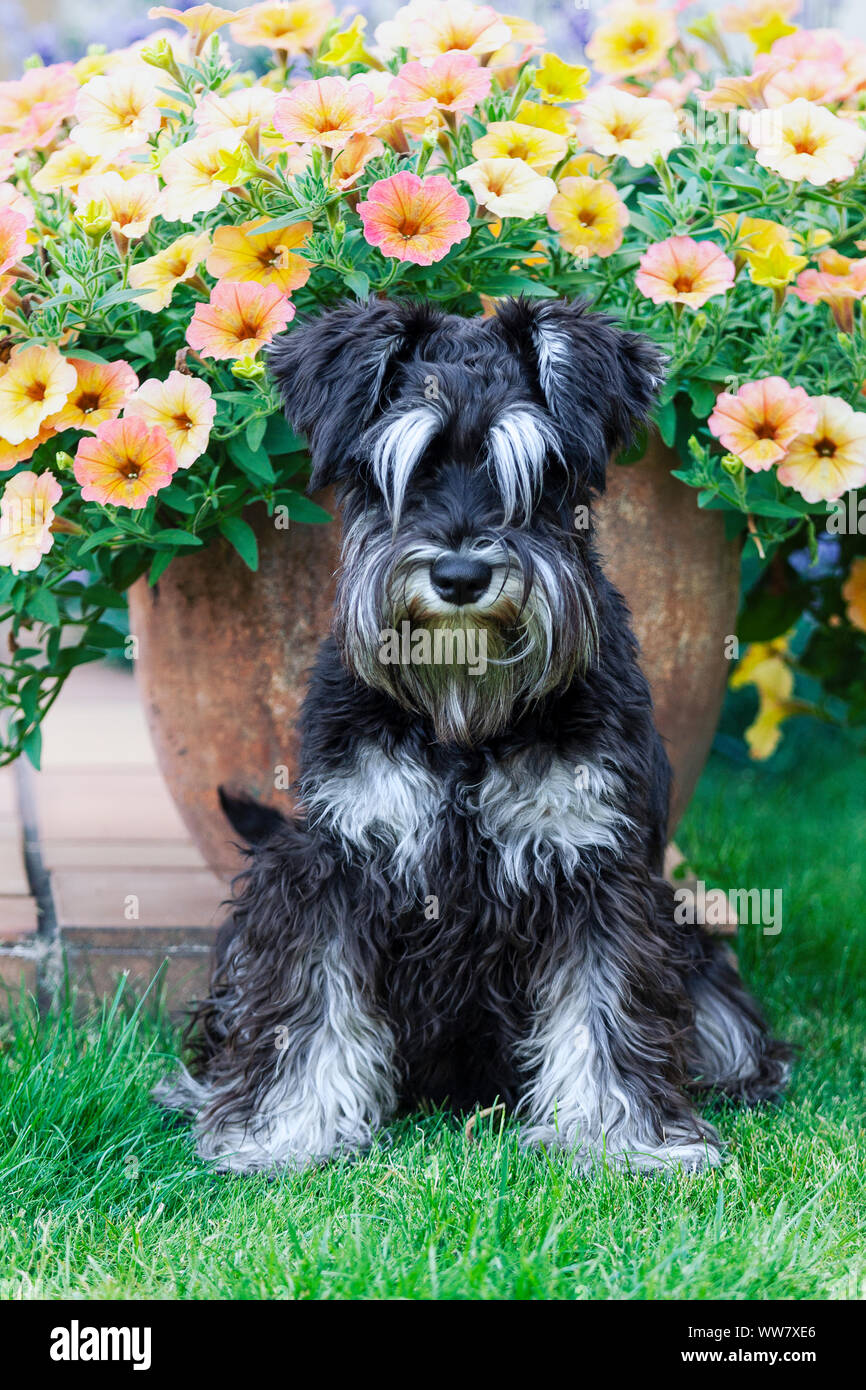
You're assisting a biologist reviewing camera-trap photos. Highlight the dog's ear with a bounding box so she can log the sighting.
[492,297,665,491]
[268,298,442,491]
[218,787,286,847]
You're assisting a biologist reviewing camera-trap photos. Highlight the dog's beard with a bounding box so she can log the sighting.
[335,530,598,746]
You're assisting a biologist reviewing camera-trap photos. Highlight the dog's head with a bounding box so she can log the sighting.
[269,297,664,745]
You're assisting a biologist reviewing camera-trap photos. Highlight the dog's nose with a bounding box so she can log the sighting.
[429,554,493,606]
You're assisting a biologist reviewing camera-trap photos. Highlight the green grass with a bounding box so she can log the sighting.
[1,720,864,1300]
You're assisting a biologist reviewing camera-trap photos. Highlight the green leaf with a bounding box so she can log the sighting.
[26,589,61,627]
[219,516,259,570]
[94,286,146,310]
[124,330,156,363]
[20,675,41,723]
[227,434,276,484]
[687,380,717,418]
[150,529,204,548]
[149,549,175,586]
[22,724,42,771]
[264,414,306,455]
[245,415,269,454]
[475,275,559,298]
[283,492,332,524]
[158,484,196,514]
[81,582,126,608]
[656,397,678,448]
[83,621,126,649]
[344,270,370,300]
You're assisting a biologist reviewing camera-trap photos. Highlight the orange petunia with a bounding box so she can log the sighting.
[149,5,240,52]
[357,172,470,266]
[75,172,160,241]
[793,251,866,331]
[0,62,78,154]
[392,52,493,113]
[0,345,77,447]
[547,176,629,260]
[129,232,211,312]
[125,371,215,469]
[776,395,866,503]
[74,415,177,509]
[708,378,818,472]
[186,279,295,359]
[0,422,57,474]
[0,469,62,574]
[404,1,511,62]
[0,208,28,277]
[273,77,377,150]
[332,134,384,191]
[636,236,736,309]
[51,358,139,433]
[206,216,313,295]
[231,1,334,53]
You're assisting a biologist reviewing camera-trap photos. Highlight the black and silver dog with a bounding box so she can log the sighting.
[158,296,790,1173]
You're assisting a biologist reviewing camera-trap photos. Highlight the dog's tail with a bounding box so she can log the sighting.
[218,786,287,846]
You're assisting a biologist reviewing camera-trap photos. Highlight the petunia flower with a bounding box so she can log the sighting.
[319,17,379,68]
[533,52,590,103]
[32,146,110,194]
[636,236,736,310]
[392,52,493,113]
[792,251,866,331]
[0,423,57,474]
[125,371,215,469]
[51,358,139,433]
[697,68,782,112]
[547,176,629,260]
[762,60,845,107]
[186,279,295,359]
[74,415,177,509]
[515,100,572,136]
[206,216,313,296]
[575,86,681,168]
[0,208,28,277]
[404,1,511,61]
[0,470,62,574]
[71,66,163,157]
[348,73,436,152]
[471,120,567,174]
[841,557,866,633]
[586,4,677,79]
[729,636,796,761]
[708,378,817,472]
[273,76,377,150]
[0,63,78,154]
[332,134,385,191]
[460,158,556,219]
[193,86,278,140]
[776,395,866,503]
[75,172,160,242]
[148,5,240,52]
[157,133,243,221]
[742,99,866,187]
[231,1,334,53]
[0,345,77,446]
[357,171,470,266]
[129,232,211,312]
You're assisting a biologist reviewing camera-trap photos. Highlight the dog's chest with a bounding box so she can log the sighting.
[304,740,628,891]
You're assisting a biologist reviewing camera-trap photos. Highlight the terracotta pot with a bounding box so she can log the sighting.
[129,440,740,879]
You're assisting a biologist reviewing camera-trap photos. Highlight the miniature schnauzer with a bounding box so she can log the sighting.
[157,296,790,1173]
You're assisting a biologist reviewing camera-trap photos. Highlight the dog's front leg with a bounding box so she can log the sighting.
[518,868,722,1173]
[158,826,398,1174]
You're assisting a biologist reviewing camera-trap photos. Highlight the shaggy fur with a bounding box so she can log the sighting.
[156,296,791,1173]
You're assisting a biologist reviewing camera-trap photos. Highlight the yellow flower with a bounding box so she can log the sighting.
[75,171,160,241]
[71,65,163,157]
[743,100,866,187]
[515,100,572,136]
[557,152,610,179]
[776,395,866,503]
[231,1,333,54]
[471,120,568,174]
[575,85,680,168]
[148,5,239,53]
[0,469,62,575]
[129,232,211,311]
[841,557,866,632]
[547,176,629,259]
[586,3,677,79]
[32,147,107,194]
[746,241,808,288]
[125,370,216,469]
[206,216,313,295]
[0,344,76,447]
[729,635,796,760]
[319,17,379,68]
[157,133,243,221]
[459,158,556,219]
[534,53,589,104]
[746,14,797,53]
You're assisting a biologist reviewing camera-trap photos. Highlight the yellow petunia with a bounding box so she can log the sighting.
[206,216,313,295]
[534,53,589,104]
[471,120,568,174]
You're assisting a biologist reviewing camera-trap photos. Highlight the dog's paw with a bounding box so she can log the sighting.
[521,1120,723,1174]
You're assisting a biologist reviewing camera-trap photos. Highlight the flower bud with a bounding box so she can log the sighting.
[74,199,112,240]
[231,359,266,382]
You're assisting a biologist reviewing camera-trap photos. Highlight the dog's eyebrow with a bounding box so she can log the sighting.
[366,405,443,521]
[487,408,562,522]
